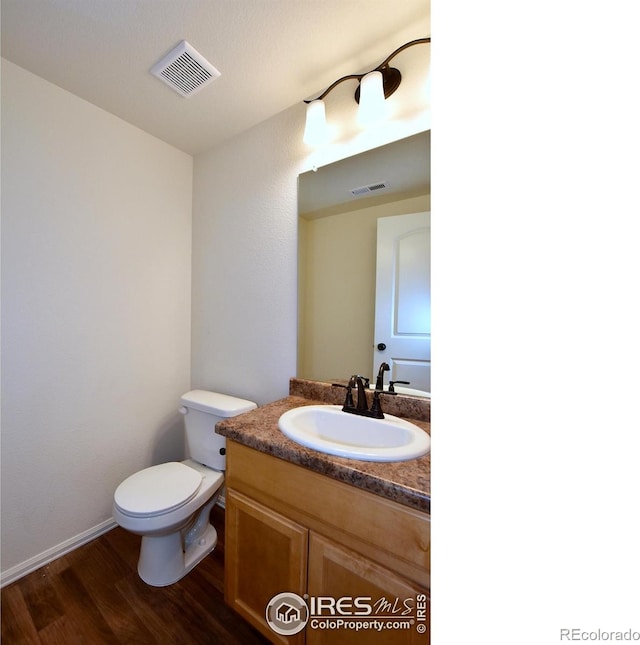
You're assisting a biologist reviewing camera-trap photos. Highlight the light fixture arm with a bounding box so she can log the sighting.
[305,74,364,104]
[303,37,430,104]
[378,37,430,69]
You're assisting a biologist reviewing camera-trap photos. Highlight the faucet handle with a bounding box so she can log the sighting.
[355,375,370,388]
[369,388,397,418]
[332,382,354,409]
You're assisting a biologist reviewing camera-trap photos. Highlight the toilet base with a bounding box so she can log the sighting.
[138,523,218,587]
[136,491,221,587]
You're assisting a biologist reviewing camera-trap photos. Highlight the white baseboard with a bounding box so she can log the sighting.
[0,518,117,588]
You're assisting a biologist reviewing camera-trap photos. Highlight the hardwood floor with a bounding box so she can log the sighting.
[1,506,270,644]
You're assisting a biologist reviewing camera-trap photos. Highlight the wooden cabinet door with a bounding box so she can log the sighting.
[307,533,429,645]
[225,489,308,644]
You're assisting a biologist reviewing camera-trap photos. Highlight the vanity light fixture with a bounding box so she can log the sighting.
[302,37,430,145]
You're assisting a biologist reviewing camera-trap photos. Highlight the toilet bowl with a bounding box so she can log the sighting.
[112,391,256,587]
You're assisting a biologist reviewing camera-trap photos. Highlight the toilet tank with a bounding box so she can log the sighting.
[179,390,257,471]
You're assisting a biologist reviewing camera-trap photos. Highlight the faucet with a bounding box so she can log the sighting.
[332,365,396,419]
[332,375,369,416]
[351,375,369,412]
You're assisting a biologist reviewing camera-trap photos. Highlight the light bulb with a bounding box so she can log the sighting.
[303,100,328,146]
[357,71,386,126]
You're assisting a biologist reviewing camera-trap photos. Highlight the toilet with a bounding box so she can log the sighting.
[112,390,257,587]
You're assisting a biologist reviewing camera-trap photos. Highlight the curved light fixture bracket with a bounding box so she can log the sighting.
[303,38,430,105]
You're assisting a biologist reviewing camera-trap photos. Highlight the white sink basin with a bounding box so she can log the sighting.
[278,405,430,462]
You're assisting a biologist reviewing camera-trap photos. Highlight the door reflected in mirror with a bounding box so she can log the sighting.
[297,131,431,396]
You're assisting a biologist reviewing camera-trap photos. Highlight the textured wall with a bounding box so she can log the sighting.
[191,71,430,405]
[191,107,303,405]
[1,60,193,575]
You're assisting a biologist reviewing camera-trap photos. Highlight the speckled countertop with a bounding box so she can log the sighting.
[215,378,430,514]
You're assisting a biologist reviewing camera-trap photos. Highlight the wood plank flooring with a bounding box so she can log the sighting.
[1,506,270,644]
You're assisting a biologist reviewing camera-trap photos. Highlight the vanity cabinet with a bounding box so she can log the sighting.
[226,489,308,645]
[224,441,430,644]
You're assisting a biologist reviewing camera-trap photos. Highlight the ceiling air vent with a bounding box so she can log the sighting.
[151,40,221,98]
[350,181,390,197]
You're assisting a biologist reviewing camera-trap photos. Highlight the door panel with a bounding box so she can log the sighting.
[373,212,430,393]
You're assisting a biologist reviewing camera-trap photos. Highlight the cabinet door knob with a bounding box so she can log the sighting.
[377,343,387,351]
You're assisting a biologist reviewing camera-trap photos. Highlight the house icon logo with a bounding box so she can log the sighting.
[266,592,309,635]
[276,602,301,624]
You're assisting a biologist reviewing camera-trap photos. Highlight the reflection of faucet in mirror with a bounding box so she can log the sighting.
[375,362,390,390]
[372,362,412,393]
[388,380,410,393]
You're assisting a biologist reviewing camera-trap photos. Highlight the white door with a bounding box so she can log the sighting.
[373,212,430,393]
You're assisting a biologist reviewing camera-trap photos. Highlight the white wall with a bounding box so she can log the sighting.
[191,107,303,404]
[191,26,430,405]
[0,60,193,578]
[191,114,431,405]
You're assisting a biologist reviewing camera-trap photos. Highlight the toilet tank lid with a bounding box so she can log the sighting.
[180,390,257,417]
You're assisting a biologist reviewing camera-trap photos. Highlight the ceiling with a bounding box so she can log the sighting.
[1,0,429,156]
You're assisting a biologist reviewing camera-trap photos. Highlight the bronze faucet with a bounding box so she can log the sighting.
[332,363,396,419]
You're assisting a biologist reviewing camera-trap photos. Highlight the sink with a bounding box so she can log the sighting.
[278,405,430,462]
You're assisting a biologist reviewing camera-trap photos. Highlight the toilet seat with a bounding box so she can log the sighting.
[114,462,203,518]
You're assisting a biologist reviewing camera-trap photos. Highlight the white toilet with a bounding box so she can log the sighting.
[112,390,257,587]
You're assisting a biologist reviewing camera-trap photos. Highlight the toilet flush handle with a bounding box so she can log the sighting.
[178,406,188,415]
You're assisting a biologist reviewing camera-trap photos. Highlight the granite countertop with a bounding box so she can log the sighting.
[215,379,430,514]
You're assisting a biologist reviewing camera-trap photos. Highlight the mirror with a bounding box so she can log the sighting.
[298,131,430,395]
